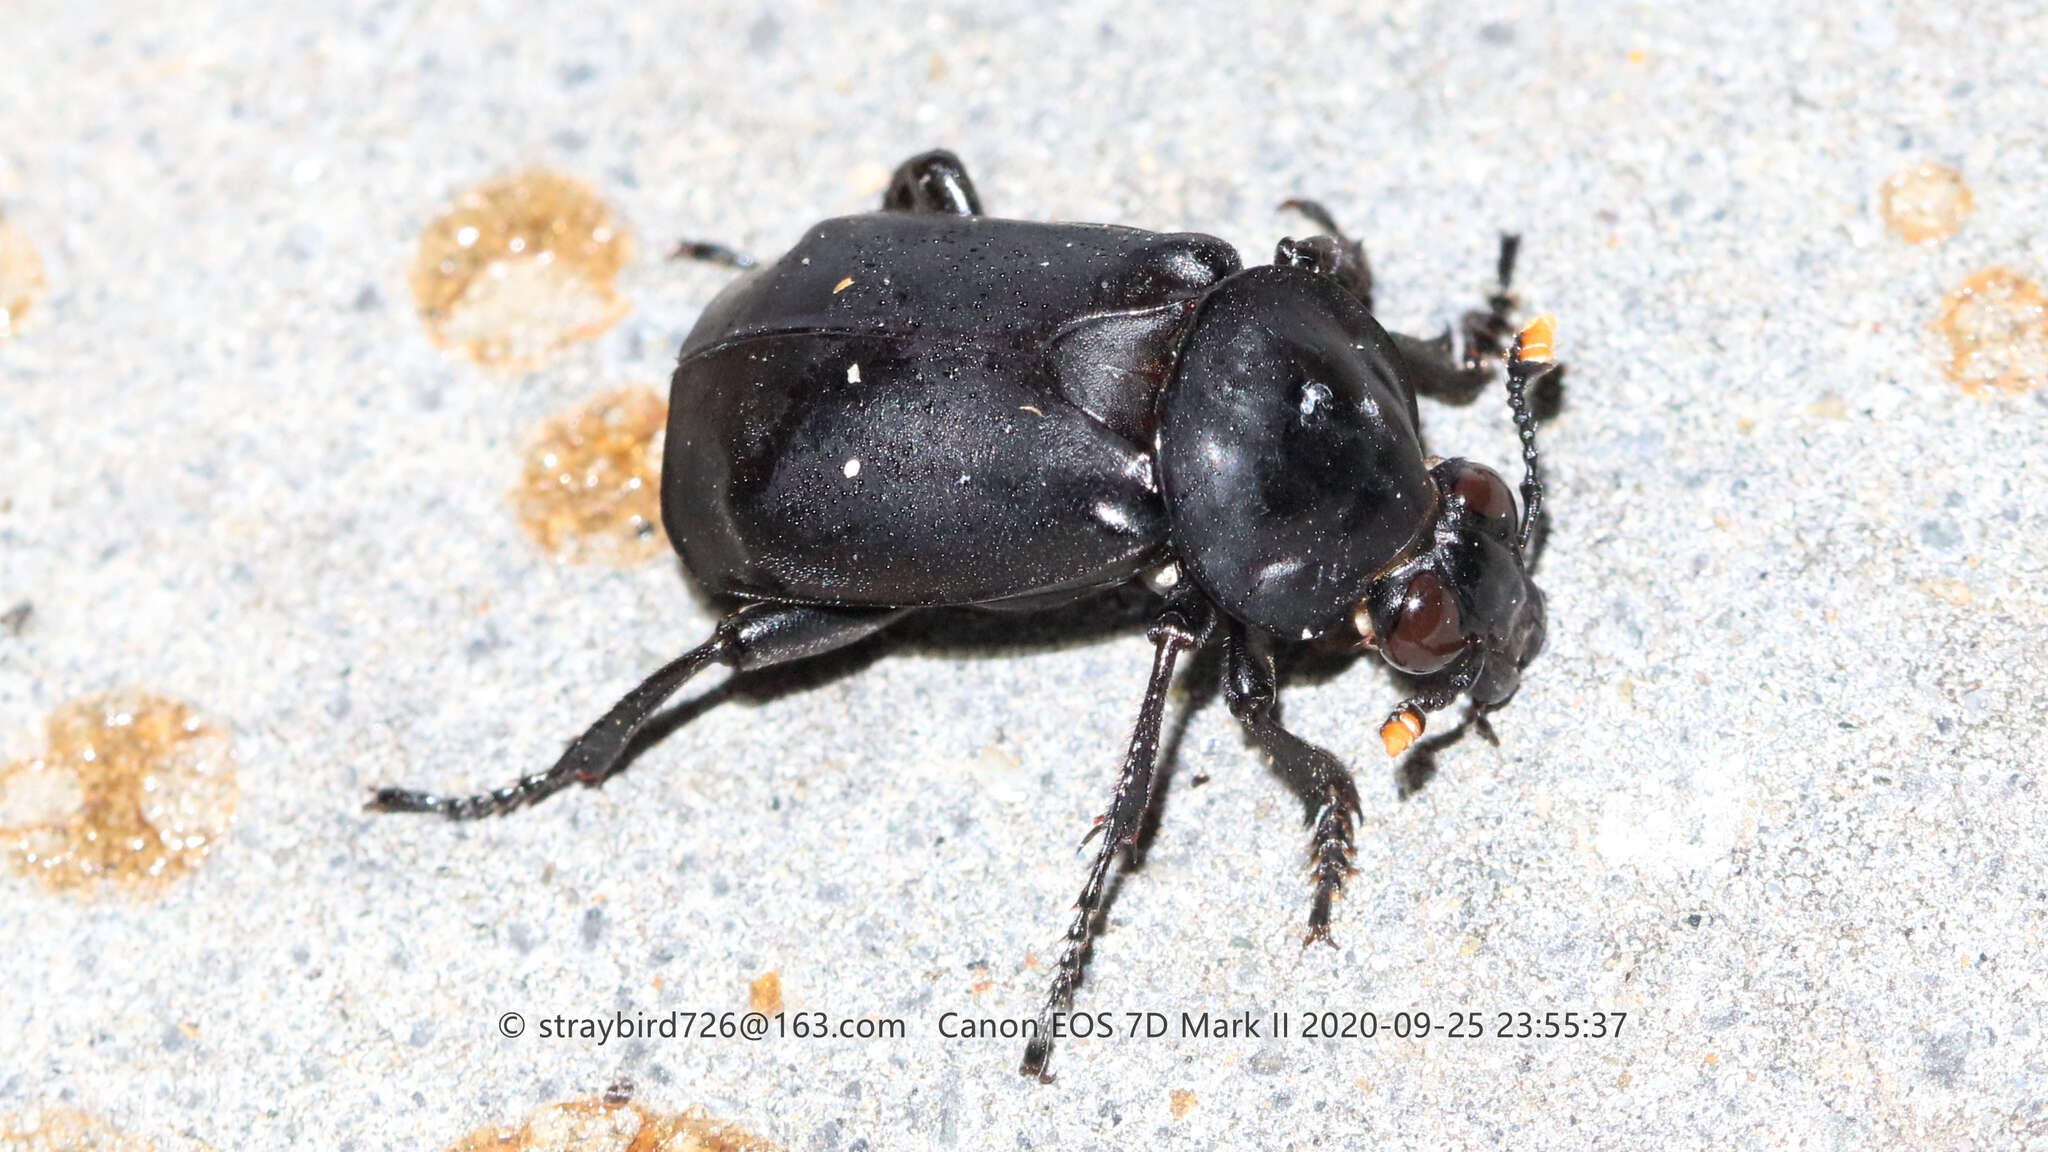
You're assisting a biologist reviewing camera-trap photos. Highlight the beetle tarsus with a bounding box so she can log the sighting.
[368,605,910,823]
[1298,776,1358,946]
[1220,626,1360,948]
[366,632,739,820]
[1456,233,1522,371]
[1021,593,1213,1079]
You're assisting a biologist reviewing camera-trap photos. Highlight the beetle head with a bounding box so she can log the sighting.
[1355,459,1545,707]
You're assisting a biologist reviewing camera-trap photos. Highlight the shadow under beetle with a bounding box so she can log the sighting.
[372,150,1560,1080]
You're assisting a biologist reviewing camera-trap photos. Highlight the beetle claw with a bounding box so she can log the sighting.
[1302,922,1340,949]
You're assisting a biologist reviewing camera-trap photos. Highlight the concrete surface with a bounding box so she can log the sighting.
[3,1,2046,1149]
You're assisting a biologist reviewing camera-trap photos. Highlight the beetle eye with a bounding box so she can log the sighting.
[1439,461,1518,536]
[1380,570,1466,674]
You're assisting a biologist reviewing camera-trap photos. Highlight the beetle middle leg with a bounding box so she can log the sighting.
[1020,591,1213,1080]
[882,149,983,216]
[366,604,908,820]
[1277,198,1373,307]
[1220,624,1361,947]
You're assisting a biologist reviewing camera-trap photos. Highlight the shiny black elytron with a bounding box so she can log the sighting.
[373,150,1559,1080]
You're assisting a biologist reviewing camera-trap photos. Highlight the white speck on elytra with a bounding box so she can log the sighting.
[848,363,861,383]
[843,458,861,478]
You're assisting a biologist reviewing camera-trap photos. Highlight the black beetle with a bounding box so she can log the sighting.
[372,150,1559,1079]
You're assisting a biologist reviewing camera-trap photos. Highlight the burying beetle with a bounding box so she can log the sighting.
[372,150,1560,1079]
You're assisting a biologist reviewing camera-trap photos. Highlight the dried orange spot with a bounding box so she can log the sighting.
[1,690,236,898]
[1934,268,2048,394]
[0,215,47,338]
[0,1105,215,1151]
[1379,709,1424,758]
[1168,1089,1198,1119]
[1920,578,1972,606]
[444,1097,779,1152]
[411,171,632,370]
[749,969,783,1016]
[1516,314,1557,363]
[1878,164,1973,245]
[514,387,669,565]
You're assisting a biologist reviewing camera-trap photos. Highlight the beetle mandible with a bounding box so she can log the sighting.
[372,150,1560,1079]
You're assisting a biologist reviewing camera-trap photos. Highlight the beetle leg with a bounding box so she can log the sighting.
[1020,592,1213,1080]
[882,149,983,216]
[366,604,908,821]
[1219,624,1361,948]
[666,239,757,269]
[1393,234,1524,403]
[1277,198,1373,308]
[1460,234,1522,370]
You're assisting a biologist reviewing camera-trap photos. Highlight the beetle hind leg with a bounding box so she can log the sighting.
[1021,592,1213,1080]
[883,149,983,216]
[366,604,908,821]
[1221,626,1361,946]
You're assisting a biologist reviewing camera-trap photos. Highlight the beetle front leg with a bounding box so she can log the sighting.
[1392,234,1523,403]
[1020,592,1213,1081]
[1220,624,1361,947]
[882,149,983,216]
[366,604,909,820]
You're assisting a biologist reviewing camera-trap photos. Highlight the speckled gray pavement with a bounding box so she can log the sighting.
[4,2,2047,1149]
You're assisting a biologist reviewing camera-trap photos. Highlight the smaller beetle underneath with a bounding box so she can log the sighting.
[371,151,1561,1081]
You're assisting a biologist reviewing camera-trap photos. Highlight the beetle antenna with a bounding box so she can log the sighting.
[1376,650,1488,757]
[1505,313,1555,560]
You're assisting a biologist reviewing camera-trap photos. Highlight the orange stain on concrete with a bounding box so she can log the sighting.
[0,216,47,338]
[1878,164,1972,245]
[411,171,632,370]
[1934,268,2048,394]
[513,386,669,564]
[749,969,784,1016]
[1,690,236,897]
[0,1105,216,1151]
[444,1097,779,1152]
